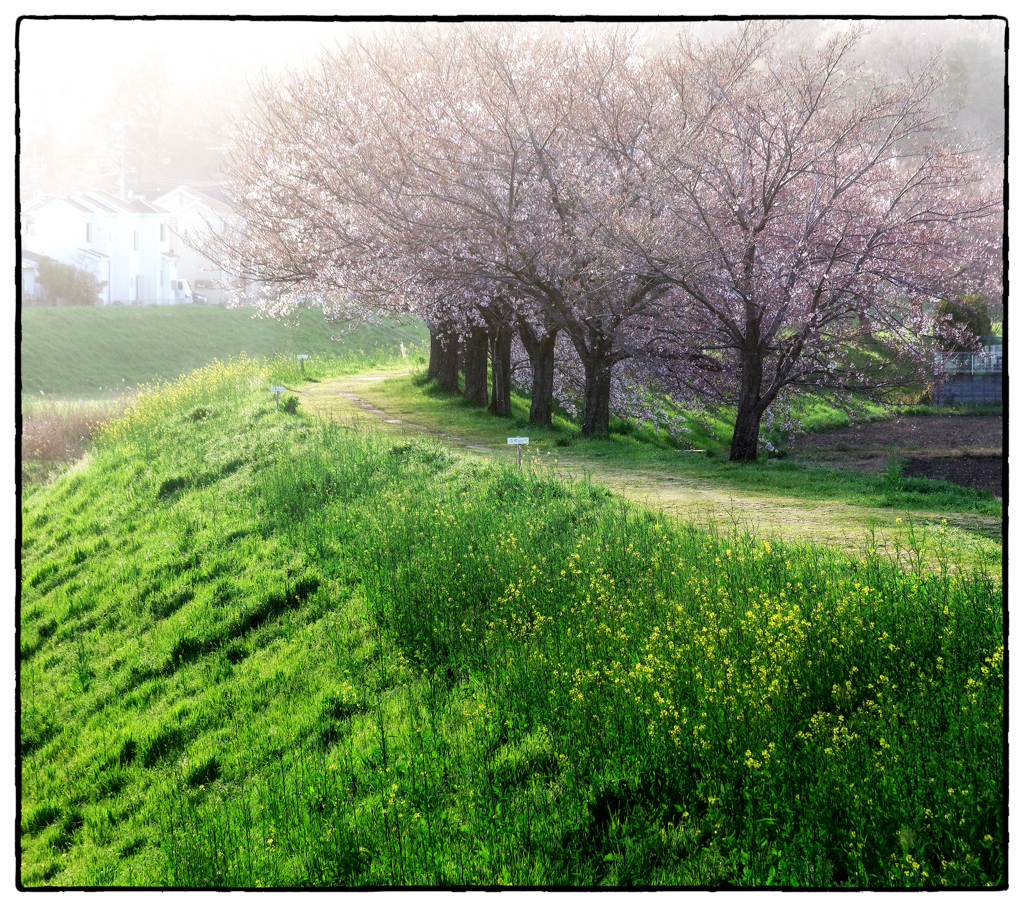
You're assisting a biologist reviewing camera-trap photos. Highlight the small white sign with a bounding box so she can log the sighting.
[271,386,287,392]
[507,437,529,445]
[297,355,309,360]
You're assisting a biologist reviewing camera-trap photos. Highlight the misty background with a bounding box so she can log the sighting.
[18,19,360,200]
[17,18,1005,205]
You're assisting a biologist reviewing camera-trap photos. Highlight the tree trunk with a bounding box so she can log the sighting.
[478,299,515,416]
[427,326,442,380]
[581,358,613,438]
[462,325,489,406]
[428,321,460,393]
[488,322,514,415]
[518,321,558,426]
[570,324,619,439]
[729,349,765,461]
[857,310,874,339]
[729,400,764,461]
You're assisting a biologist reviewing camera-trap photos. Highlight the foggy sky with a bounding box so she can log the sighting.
[18,19,359,136]
[17,16,1005,201]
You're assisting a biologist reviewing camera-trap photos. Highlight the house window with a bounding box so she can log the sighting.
[134,231,140,251]
[86,223,92,243]
[160,224,166,242]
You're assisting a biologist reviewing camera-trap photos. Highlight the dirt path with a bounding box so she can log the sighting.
[299,373,1002,566]
[332,382,496,453]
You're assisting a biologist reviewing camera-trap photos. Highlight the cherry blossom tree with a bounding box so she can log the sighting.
[208,53,401,325]
[211,28,555,412]
[410,23,676,436]
[211,22,1001,455]
[626,24,1002,460]
[254,22,662,435]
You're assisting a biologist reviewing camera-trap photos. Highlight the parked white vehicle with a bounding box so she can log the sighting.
[171,279,207,304]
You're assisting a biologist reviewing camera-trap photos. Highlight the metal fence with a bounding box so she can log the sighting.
[936,374,1002,405]
[934,351,1003,375]
[107,298,206,307]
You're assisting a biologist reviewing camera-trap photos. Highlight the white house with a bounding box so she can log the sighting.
[21,250,42,303]
[21,185,236,306]
[23,194,111,303]
[22,189,185,305]
[150,187,233,304]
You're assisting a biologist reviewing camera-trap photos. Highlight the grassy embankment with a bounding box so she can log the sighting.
[20,302,429,400]
[19,357,1004,888]
[19,303,426,485]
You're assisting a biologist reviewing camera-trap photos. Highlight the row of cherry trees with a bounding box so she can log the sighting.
[209,23,1001,460]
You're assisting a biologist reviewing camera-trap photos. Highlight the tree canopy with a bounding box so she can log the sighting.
[37,256,107,306]
[211,22,1002,458]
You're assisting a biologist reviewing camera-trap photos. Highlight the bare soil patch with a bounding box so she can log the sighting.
[903,456,1004,500]
[787,415,1004,499]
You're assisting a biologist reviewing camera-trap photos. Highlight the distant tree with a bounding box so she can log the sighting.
[99,55,171,194]
[37,256,106,306]
[935,294,993,350]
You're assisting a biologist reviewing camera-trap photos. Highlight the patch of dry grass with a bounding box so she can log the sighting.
[20,398,126,485]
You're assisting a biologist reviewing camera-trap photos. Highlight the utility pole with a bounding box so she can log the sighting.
[117,122,127,201]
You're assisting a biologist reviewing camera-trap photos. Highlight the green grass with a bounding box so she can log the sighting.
[20,303,427,400]
[780,394,893,435]
[19,358,1004,888]
[898,402,1004,418]
[348,371,1001,520]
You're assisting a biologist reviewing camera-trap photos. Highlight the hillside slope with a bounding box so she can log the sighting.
[18,360,1004,888]
[20,304,427,399]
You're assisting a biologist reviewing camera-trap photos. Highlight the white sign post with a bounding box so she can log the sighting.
[507,436,529,467]
[271,386,287,407]
[297,354,308,374]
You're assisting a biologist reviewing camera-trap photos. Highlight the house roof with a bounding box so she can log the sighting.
[130,198,163,214]
[21,195,50,213]
[88,189,164,215]
[76,193,119,215]
[191,187,232,212]
[62,197,97,214]
[21,250,43,265]
[82,190,130,213]
[151,185,232,216]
